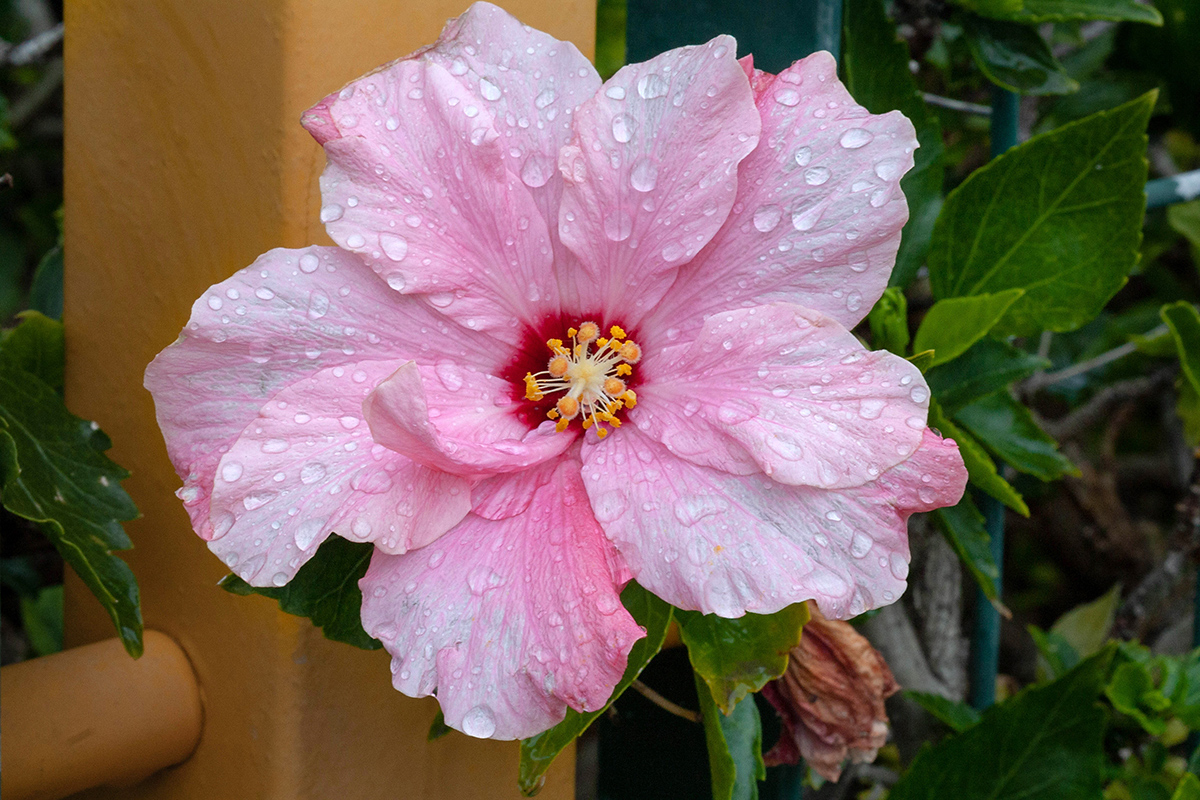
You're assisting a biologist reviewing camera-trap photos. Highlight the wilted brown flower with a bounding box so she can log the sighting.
[762,601,899,782]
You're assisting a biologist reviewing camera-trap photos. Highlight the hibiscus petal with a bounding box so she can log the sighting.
[556,36,761,324]
[359,458,644,740]
[641,51,917,341]
[363,361,572,477]
[639,303,929,489]
[144,246,503,539]
[208,360,471,586]
[304,58,558,332]
[582,426,966,618]
[423,1,599,273]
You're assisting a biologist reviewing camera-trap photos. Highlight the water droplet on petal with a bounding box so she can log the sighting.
[478,78,502,101]
[875,158,903,181]
[320,204,344,223]
[520,155,551,188]
[890,552,909,580]
[272,572,289,587]
[630,156,659,192]
[534,88,556,109]
[380,233,408,262]
[299,463,327,485]
[603,211,633,242]
[221,462,243,482]
[299,253,320,273]
[774,87,801,106]
[839,128,873,149]
[611,113,636,143]
[307,291,330,319]
[637,73,669,99]
[794,146,812,167]
[462,705,497,738]
[673,494,730,526]
[804,166,831,186]
[850,531,873,558]
[753,204,783,233]
[605,85,626,100]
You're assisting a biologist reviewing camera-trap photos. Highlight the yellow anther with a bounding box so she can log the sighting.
[596,428,608,438]
[604,377,626,396]
[608,339,622,351]
[596,337,609,349]
[547,409,560,420]
[609,325,627,340]
[619,341,642,363]
[577,322,599,342]
[557,396,580,419]
[568,327,578,337]
[608,418,621,428]
[582,418,594,430]
[548,355,569,378]
[616,363,632,376]
[555,418,570,433]
[546,338,565,354]
[621,390,638,407]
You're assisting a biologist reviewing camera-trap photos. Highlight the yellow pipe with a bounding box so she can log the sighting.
[0,631,203,800]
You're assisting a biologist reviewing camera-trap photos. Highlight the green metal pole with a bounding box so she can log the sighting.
[969,88,1018,712]
[1146,170,1200,210]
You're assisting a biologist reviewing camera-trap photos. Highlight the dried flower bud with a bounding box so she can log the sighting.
[762,602,899,782]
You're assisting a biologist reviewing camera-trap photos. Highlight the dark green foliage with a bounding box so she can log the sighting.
[219,534,380,651]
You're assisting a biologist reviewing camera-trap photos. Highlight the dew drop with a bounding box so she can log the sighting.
[307,291,330,319]
[299,253,320,273]
[320,204,344,223]
[603,211,633,242]
[794,146,812,167]
[839,128,873,149]
[673,494,730,526]
[386,272,406,290]
[462,705,497,738]
[804,166,831,186]
[221,462,243,482]
[262,438,289,454]
[207,296,223,311]
[774,87,801,106]
[520,155,551,188]
[534,88,556,109]
[299,463,327,485]
[630,156,659,192]
[637,73,669,99]
[380,233,408,262]
[605,85,626,100]
[753,204,783,233]
[874,158,903,181]
[791,205,823,232]
[890,552,909,580]
[850,531,873,558]
[272,572,289,587]
[611,113,636,143]
[478,78,502,101]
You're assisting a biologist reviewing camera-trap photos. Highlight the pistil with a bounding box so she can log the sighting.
[524,322,639,438]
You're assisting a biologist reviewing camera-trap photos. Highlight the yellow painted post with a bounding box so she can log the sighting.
[62,2,595,797]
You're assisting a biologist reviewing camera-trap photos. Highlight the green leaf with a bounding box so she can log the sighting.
[1029,625,1081,680]
[1162,302,1200,396]
[1106,661,1168,735]
[985,0,1163,24]
[1050,583,1121,660]
[428,710,453,741]
[932,493,1001,601]
[908,350,936,372]
[955,392,1076,481]
[0,350,143,657]
[890,647,1114,800]
[929,92,1154,335]
[905,690,982,732]
[913,290,1025,367]
[19,583,63,656]
[962,14,1080,95]
[948,0,1025,19]
[1178,379,1200,448]
[27,244,63,321]
[867,286,910,356]
[841,0,945,287]
[695,674,764,800]
[219,533,379,650]
[0,310,64,393]
[926,338,1049,414]
[929,402,1028,515]
[1168,199,1200,265]
[519,582,673,796]
[677,603,809,713]
[1171,774,1200,800]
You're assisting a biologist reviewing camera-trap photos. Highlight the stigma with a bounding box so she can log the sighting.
[523,321,640,439]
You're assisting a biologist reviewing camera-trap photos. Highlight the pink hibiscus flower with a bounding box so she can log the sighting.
[145,2,967,740]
